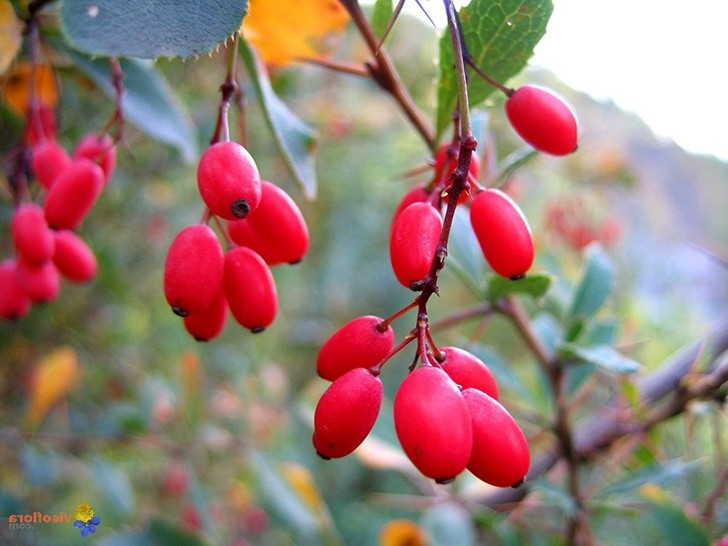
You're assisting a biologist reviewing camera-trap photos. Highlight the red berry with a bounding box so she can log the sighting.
[463,388,530,487]
[183,287,227,341]
[439,346,499,400]
[11,203,55,265]
[316,315,394,381]
[52,230,98,282]
[505,85,578,156]
[313,367,383,459]
[223,246,277,332]
[23,104,56,146]
[197,141,261,220]
[227,181,309,265]
[163,224,224,317]
[31,140,71,189]
[391,184,433,224]
[470,189,534,279]
[43,158,105,230]
[389,202,442,289]
[15,258,60,303]
[433,143,480,202]
[393,366,473,483]
[0,259,32,320]
[74,133,117,183]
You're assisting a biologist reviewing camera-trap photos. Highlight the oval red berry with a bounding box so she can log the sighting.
[43,158,105,230]
[440,346,499,400]
[15,258,60,303]
[505,85,578,156]
[470,189,534,279]
[313,368,383,459]
[52,230,98,282]
[228,181,309,265]
[12,203,55,265]
[393,366,472,482]
[390,202,442,289]
[163,224,224,317]
[463,388,530,487]
[31,140,71,189]
[316,315,394,381]
[197,141,261,220]
[223,246,277,332]
[0,259,31,320]
[183,287,227,341]
[74,133,117,183]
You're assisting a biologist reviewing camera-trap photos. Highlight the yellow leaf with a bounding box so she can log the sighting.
[379,519,428,546]
[26,346,79,429]
[0,0,23,76]
[281,462,326,515]
[242,0,349,66]
[1,62,58,114]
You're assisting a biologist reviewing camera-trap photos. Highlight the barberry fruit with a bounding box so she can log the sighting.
[31,140,71,189]
[52,230,98,283]
[390,202,442,289]
[183,287,228,341]
[393,365,473,483]
[433,143,480,202]
[15,258,60,303]
[316,315,395,381]
[223,246,277,332]
[470,188,534,280]
[227,181,309,265]
[0,259,31,320]
[463,388,530,487]
[197,141,261,220]
[439,346,499,400]
[313,368,383,459]
[505,85,578,156]
[11,203,55,265]
[73,133,117,183]
[163,224,224,317]
[43,158,105,230]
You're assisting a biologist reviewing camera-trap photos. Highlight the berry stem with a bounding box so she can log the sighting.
[100,58,126,143]
[370,329,417,375]
[210,32,240,145]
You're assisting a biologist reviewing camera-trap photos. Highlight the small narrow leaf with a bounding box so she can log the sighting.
[436,0,553,137]
[567,243,615,323]
[371,0,394,38]
[60,0,249,59]
[26,346,79,429]
[597,460,703,498]
[560,343,640,374]
[485,272,553,300]
[240,39,318,198]
[67,53,197,162]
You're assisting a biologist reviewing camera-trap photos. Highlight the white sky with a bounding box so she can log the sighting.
[408,0,728,161]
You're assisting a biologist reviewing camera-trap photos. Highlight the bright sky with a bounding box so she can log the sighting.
[408,0,728,161]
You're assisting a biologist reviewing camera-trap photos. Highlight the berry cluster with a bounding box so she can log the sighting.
[0,126,116,320]
[163,140,309,340]
[311,84,577,486]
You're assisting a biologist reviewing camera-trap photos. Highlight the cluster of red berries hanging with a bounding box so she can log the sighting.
[0,117,117,320]
[311,83,578,486]
[163,140,309,340]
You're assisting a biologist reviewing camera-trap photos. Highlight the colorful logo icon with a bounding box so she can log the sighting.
[72,503,101,537]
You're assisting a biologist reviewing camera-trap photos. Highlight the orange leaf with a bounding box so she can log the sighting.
[26,346,79,429]
[1,61,58,114]
[0,0,23,76]
[379,519,427,546]
[242,0,349,66]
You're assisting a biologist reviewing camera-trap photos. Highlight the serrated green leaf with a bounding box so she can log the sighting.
[67,53,197,162]
[485,272,553,300]
[436,0,553,137]
[567,243,615,325]
[59,0,248,59]
[560,343,640,374]
[240,39,318,199]
[371,0,393,38]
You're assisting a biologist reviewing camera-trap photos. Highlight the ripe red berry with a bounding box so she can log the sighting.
[393,366,473,483]
[11,203,55,265]
[197,141,262,220]
[183,287,227,341]
[43,158,105,230]
[389,202,442,289]
[463,388,530,487]
[313,368,383,459]
[23,104,56,146]
[73,133,117,183]
[433,143,480,202]
[0,259,31,320]
[31,140,71,189]
[15,258,60,303]
[391,184,433,223]
[316,315,395,381]
[439,346,499,400]
[223,246,277,332]
[52,230,98,282]
[163,224,224,317]
[227,181,309,265]
[470,189,534,280]
[505,85,578,156]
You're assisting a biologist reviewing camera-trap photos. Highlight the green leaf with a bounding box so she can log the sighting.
[566,244,615,334]
[59,0,249,59]
[597,460,703,498]
[371,0,393,38]
[67,53,197,162]
[436,0,553,137]
[240,39,318,199]
[645,502,710,546]
[560,343,640,374]
[485,272,553,300]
